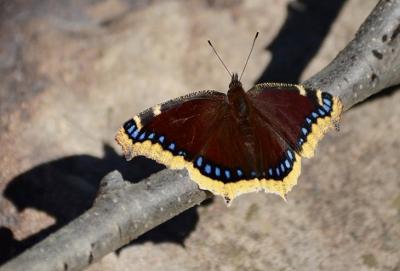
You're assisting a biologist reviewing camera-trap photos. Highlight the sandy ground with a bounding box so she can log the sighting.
[0,0,399,270]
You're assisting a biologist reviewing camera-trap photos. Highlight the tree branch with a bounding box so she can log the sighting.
[0,170,210,271]
[2,0,400,270]
[303,0,400,110]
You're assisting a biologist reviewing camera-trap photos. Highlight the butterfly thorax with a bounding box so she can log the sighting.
[226,73,258,166]
[227,73,249,120]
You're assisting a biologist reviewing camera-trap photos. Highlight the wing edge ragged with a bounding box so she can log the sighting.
[249,83,343,158]
[116,125,302,205]
[115,85,342,205]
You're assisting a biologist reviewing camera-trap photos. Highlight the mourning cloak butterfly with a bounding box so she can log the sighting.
[116,33,342,204]
[115,73,342,204]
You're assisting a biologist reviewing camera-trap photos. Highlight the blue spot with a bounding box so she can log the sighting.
[318,108,325,115]
[178,151,186,156]
[237,169,243,177]
[312,112,319,118]
[306,117,312,124]
[168,143,175,150]
[215,167,221,177]
[196,157,203,167]
[205,164,211,174]
[132,130,139,139]
[280,164,285,172]
[302,127,308,135]
[225,170,231,179]
[268,168,273,176]
[148,133,155,139]
[251,171,257,177]
[127,125,135,134]
[158,136,165,143]
[287,150,293,160]
[323,104,331,113]
[298,138,304,145]
[139,132,146,140]
[285,160,290,169]
[323,98,332,106]
[276,168,280,176]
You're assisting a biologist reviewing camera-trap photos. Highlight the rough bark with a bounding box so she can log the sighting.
[303,0,400,110]
[1,171,209,271]
[1,0,400,270]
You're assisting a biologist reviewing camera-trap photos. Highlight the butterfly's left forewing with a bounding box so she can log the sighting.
[116,90,226,164]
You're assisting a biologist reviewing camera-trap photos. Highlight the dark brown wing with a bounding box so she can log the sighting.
[116,90,258,180]
[116,90,226,161]
[115,84,342,203]
[247,83,342,159]
[116,90,271,202]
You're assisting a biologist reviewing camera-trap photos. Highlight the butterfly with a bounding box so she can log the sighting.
[115,33,343,204]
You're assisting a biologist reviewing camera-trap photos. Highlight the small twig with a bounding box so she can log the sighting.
[1,1,400,270]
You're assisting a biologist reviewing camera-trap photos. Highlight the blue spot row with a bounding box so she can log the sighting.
[124,120,188,158]
[194,156,248,181]
[194,149,297,181]
[297,95,334,147]
[267,149,296,179]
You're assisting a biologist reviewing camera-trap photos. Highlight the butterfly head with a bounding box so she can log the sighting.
[229,73,242,90]
[208,33,258,91]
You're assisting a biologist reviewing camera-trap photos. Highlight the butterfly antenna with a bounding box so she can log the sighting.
[239,32,259,81]
[208,40,232,78]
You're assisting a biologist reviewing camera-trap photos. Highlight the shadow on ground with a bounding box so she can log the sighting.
[257,0,346,84]
[1,144,209,264]
[1,145,158,263]
[1,0,348,265]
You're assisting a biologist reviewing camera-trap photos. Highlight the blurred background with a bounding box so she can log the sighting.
[0,0,399,270]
